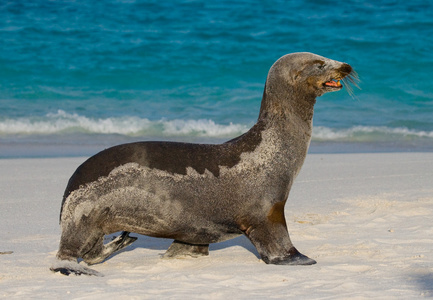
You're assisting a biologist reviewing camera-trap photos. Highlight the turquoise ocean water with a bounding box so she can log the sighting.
[1,0,433,157]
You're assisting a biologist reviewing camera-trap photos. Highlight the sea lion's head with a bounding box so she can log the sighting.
[260,52,358,121]
[267,52,358,98]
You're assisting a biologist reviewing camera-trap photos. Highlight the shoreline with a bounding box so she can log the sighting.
[1,139,433,159]
[1,153,432,298]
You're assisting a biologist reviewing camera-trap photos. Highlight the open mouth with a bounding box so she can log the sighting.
[321,66,359,97]
[323,79,342,89]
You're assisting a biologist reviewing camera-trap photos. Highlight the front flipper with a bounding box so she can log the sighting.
[268,247,316,265]
[163,240,209,258]
[246,220,316,266]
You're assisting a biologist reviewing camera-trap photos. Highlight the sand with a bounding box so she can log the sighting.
[1,153,432,299]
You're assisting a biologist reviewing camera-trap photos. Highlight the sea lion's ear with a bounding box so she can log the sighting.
[291,69,302,82]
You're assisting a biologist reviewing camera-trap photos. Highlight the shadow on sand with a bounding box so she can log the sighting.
[412,271,433,297]
[103,232,260,261]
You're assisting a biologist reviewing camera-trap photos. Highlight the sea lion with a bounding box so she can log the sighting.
[50,52,357,276]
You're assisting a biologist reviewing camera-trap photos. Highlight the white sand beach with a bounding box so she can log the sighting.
[1,153,432,299]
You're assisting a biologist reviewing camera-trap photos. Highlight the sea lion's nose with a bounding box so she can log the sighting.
[339,63,352,76]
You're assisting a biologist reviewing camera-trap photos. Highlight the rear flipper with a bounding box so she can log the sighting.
[51,231,137,276]
[50,260,104,277]
[84,231,137,265]
[163,240,209,258]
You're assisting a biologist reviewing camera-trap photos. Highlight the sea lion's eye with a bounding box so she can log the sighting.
[317,63,325,70]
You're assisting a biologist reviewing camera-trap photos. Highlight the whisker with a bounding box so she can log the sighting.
[342,70,360,100]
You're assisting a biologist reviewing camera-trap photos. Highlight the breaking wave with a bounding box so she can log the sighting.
[0,110,249,138]
[1,110,433,143]
[313,126,433,142]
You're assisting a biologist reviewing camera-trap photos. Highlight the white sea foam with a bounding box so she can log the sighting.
[161,119,247,137]
[313,126,433,141]
[1,110,433,143]
[0,110,249,138]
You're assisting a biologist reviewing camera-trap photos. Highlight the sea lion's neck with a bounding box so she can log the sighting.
[258,82,315,133]
[225,81,316,167]
[231,90,314,159]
